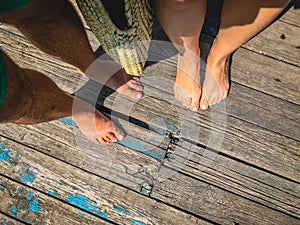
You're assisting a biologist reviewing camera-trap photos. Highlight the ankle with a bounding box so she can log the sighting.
[207,50,228,69]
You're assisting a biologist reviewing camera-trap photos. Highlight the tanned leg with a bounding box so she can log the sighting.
[0,0,143,99]
[154,0,207,111]
[200,0,291,109]
[0,52,124,144]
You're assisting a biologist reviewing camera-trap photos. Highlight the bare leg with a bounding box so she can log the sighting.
[200,0,291,109]
[154,0,207,111]
[0,52,124,144]
[0,0,143,99]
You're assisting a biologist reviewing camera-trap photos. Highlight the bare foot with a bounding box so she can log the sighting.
[174,50,201,111]
[84,60,143,100]
[73,98,124,144]
[106,69,143,99]
[200,55,230,110]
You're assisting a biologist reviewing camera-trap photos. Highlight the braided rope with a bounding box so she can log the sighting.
[76,0,153,76]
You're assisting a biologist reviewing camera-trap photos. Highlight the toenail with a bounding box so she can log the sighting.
[201,105,208,110]
[192,107,198,112]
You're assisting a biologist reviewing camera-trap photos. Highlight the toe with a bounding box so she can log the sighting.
[107,132,117,142]
[103,136,111,144]
[200,94,209,110]
[97,137,107,145]
[132,76,140,81]
[129,81,144,91]
[223,88,229,100]
[190,92,201,111]
[191,99,200,111]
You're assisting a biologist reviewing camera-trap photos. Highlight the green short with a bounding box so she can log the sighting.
[0,52,7,108]
[0,0,32,13]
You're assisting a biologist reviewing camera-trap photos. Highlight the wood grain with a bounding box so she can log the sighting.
[0,212,26,225]
[158,142,300,217]
[280,8,300,27]
[0,118,167,193]
[0,177,112,225]
[243,20,300,67]
[0,136,210,225]
[151,169,299,225]
[104,64,300,182]
[230,48,300,104]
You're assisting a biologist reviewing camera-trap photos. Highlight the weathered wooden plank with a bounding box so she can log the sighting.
[2,19,300,182]
[0,117,167,193]
[231,48,300,104]
[280,8,300,27]
[0,177,112,225]
[151,168,300,225]
[159,141,300,218]
[0,212,25,225]
[0,137,211,225]
[0,24,80,94]
[243,20,300,67]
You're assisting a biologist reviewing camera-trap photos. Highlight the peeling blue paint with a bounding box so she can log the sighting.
[19,165,36,184]
[48,191,58,197]
[0,143,20,164]
[11,189,43,214]
[140,188,149,195]
[27,190,34,201]
[11,205,17,214]
[136,210,143,216]
[0,184,5,190]
[79,213,96,221]
[117,136,166,161]
[59,117,78,128]
[114,205,127,215]
[29,199,41,212]
[66,194,108,220]
[48,187,58,197]
[131,219,145,225]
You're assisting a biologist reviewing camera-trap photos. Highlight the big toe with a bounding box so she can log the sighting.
[191,98,200,112]
[200,94,209,110]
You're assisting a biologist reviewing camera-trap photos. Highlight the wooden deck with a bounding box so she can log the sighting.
[0,1,299,225]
